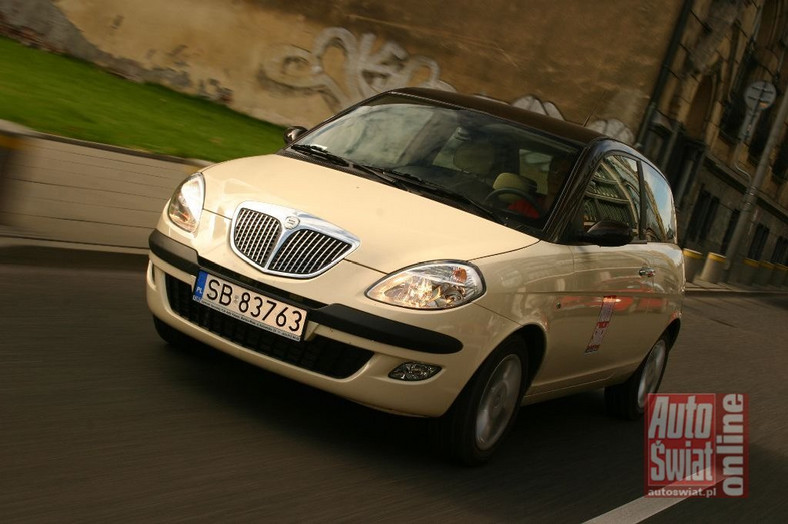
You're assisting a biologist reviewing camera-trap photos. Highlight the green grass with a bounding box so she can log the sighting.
[0,36,286,162]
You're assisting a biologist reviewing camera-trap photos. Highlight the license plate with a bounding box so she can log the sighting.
[193,271,307,341]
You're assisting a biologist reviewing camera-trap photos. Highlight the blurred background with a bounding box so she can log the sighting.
[0,0,788,284]
[1,0,787,284]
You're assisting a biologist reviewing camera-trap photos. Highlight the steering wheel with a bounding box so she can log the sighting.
[483,187,545,217]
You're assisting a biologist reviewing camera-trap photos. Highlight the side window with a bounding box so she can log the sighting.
[642,163,677,243]
[580,155,640,237]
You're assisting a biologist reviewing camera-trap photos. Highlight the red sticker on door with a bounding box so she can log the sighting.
[585,295,617,353]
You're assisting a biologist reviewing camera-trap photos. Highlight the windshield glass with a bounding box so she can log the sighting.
[292,94,581,230]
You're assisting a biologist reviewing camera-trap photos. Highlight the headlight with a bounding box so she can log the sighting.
[167,172,205,233]
[366,262,485,310]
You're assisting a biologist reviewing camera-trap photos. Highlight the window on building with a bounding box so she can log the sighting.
[747,224,769,260]
[772,236,788,265]
[748,105,773,162]
[772,139,788,185]
[642,163,677,243]
[686,189,719,243]
[720,97,745,142]
[720,44,757,141]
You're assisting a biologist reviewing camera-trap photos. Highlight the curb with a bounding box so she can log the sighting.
[0,119,212,167]
[0,124,207,253]
[685,277,788,296]
[0,242,148,272]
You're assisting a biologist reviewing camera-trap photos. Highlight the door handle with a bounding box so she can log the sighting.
[639,267,656,278]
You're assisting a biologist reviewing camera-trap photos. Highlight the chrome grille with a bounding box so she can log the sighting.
[269,229,352,275]
[231,203,359,278]
[233,208,281,266]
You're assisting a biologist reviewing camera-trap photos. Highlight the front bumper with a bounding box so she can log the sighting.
[149,230,463,355]
[146,229,519,417]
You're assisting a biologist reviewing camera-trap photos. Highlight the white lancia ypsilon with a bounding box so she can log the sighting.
[146,88,684,465]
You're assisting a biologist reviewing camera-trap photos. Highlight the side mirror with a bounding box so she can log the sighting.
[579,219,634,247]
[283,126,307,145]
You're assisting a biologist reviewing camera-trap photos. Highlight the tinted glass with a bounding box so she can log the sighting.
[642,163,677,243]
[294,95,581,231]
[580,155,640,236]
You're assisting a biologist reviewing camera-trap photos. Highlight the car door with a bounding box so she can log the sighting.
[535,154,657,390]
[640,161,684,337]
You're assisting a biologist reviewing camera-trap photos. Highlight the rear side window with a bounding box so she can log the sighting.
[642,163,677,243]
[580,155,640,237]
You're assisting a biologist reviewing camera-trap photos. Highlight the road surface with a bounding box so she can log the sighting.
[1,255,786,522]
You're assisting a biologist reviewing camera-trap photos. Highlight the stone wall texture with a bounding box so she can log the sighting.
[0,0,684,139]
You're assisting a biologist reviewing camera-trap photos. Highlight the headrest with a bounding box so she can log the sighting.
[453,141,495,175]
[492,173,536,203]
[493,172,532,192]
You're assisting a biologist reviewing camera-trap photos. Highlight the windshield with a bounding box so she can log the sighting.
[290,94,581,230]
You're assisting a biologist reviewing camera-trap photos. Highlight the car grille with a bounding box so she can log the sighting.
[233,208,282,267]
[165,275,373,379]
[233,206,355,278]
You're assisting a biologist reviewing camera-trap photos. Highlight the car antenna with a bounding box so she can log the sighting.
[583,90,610,127]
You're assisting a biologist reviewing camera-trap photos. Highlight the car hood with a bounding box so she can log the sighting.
[201,154,538,273]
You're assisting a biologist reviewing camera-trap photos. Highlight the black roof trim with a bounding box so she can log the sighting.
[387,87,605,145]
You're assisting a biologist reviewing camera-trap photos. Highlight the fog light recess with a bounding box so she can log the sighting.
[388,362,442,381]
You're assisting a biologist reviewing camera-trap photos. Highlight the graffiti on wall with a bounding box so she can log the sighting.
[260,27,455,112]
[486,94,635,143]
[510,95,565,120]
[586,119,635,144]
[261,27,634,143]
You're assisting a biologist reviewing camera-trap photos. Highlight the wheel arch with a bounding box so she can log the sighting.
[664,318,681,350]
[510,323,546,390]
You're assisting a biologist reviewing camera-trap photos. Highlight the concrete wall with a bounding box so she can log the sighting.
[0,121,205,252]
[0,0,684,141]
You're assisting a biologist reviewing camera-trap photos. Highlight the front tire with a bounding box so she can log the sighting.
[605,334,669,420]
[438,337,527,466]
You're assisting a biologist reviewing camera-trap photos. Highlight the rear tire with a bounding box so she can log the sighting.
[437,337,527,466]
[605,334,669,420]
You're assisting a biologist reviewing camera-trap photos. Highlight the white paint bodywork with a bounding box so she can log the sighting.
[200,155,538,273]
[147,154,683,418]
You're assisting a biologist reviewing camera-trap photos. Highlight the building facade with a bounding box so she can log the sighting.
[639,0,788,284]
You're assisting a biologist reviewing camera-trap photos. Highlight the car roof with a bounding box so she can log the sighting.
[388,87,606,146]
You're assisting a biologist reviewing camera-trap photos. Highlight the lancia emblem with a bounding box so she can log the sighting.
[283,216,300,229]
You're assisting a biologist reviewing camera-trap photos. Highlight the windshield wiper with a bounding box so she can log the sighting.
[290,144,349,167]
[290,148,504,225]
[361,167,505,225]
[290,145,407,189]
[351,164,412,190]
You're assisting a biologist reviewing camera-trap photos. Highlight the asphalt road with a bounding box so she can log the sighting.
[1,255,786,522]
